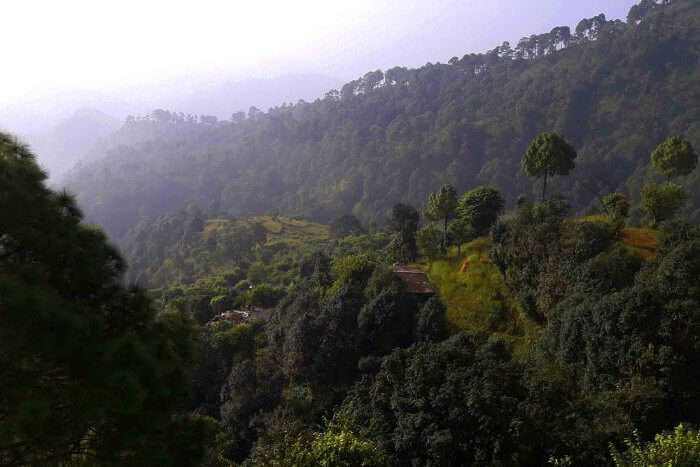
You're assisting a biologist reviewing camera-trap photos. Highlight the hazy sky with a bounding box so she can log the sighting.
[2,0,638,105]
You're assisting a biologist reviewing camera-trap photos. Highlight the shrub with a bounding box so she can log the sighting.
[611,424,700,467]
[282,429,387,467]
[602,192,631,219]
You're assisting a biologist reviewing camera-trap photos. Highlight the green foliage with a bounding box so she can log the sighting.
[603,192,631,219]
[340,335,532,466]
[641,182,687,226]
[123,215,331,288]
[611,424,700,467]
[0,133,203,465]
[298,250,333,289]
[522,132,577,199]
[210,294,233,314]
[363,262,394,299]
[651,136,698,181]
[457,185,505,237]
[425,238,527,348]
[490,198,626,323]
[248,284,285,308]
[13,3,700,465]
[390,203,419,263]
[66,0,700,237]
[358,289,418,356]
[416,297,448,342]
[426,184,458,252]
[416,223,442,259]
[446,217,474,254]
[281,429,387,467]
[426,184,458,224]
[219,354,283,462]
[326,253,377,301]
[330,214,366,238]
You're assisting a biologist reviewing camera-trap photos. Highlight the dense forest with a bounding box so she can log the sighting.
[5,1,700,466]
[6,119,700,465]
[64,0,699,242]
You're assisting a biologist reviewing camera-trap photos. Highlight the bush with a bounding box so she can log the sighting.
[416,297,448,342]
[285,429,387,467]
[325,254,376,300]
[330,214,366,238]
[611,424,700,467]
[248,284,285,308]
[602,192,631,219]
[247,261,267,284]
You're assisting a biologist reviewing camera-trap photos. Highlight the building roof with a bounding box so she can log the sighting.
[392,267,435,295]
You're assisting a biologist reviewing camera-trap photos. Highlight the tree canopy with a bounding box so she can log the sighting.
[522,132,577,199]
[0,133,207,465]
[651,135,698,181]
[457,185,505,237]
[425,184,458,253]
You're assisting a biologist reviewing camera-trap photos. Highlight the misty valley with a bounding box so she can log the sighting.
[2,0,700,466]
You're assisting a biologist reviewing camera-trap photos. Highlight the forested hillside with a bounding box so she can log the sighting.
[7,122,700,464]
[64,0,700,240]
[8,1,700,466]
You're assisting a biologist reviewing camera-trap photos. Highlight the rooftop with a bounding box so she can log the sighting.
[392,267,435,295]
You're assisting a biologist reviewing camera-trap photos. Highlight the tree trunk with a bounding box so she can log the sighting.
[542,171,548,200]
[443,217,448,255]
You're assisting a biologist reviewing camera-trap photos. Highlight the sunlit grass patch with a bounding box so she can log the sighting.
[576,214,614,224]
[622,227,660,259]
[423,237,538,359]
[425,239,512,330]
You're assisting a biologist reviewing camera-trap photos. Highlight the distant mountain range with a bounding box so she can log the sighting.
[61,0,700,241]
[25,108,122,180]
[1,73,342,180]
[142,73,345,119]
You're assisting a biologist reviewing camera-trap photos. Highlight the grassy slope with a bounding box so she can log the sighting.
[421,238,539,360]
[421,223,659,360]
[621,227,660,259]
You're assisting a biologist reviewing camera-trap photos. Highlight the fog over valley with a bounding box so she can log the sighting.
[1,0,637,180]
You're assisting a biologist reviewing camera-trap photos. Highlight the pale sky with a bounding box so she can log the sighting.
[1,0,638,106]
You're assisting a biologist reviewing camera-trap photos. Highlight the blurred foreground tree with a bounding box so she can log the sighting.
[0,133,207,466]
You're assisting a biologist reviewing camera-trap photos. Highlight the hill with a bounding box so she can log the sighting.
[28,108,121,179]
[9,125,700,465]
[63,0,700,240]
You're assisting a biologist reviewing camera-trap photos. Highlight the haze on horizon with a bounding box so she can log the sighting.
[0,0,639,180]
[3,0,637,107]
